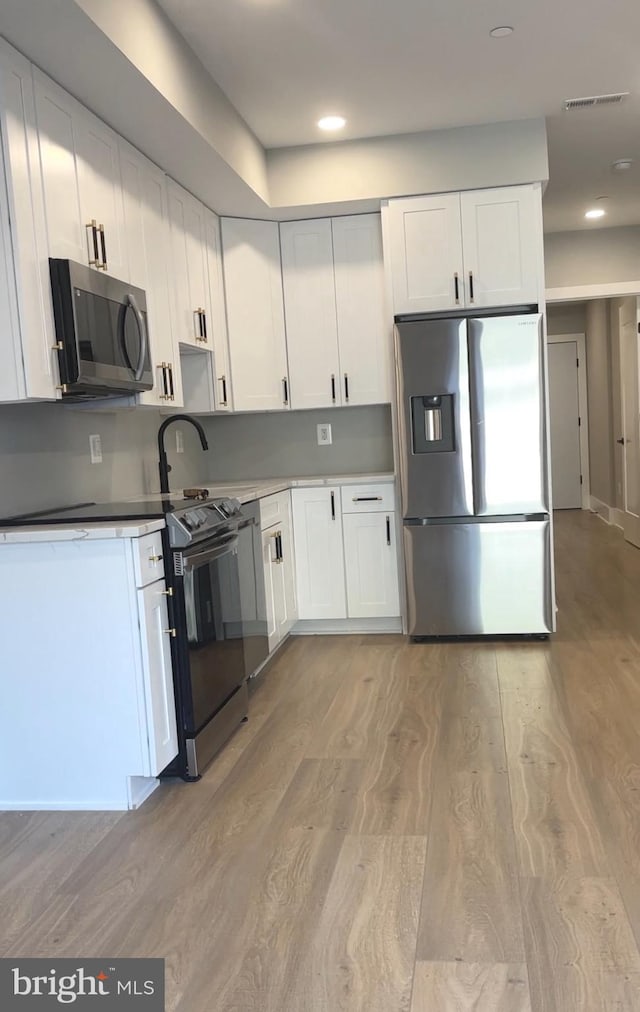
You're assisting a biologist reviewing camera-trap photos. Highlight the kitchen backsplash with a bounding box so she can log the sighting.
[198,404,394,482]
[0,402,393,518]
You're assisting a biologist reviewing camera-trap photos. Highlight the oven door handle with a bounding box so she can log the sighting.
[182,533,239,570]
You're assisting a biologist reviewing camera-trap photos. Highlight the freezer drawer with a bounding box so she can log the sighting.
[403,520,552,636]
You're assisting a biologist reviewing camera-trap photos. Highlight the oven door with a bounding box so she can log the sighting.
[181,531,247,734]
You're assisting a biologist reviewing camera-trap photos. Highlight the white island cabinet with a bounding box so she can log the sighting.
[0,522,177,811]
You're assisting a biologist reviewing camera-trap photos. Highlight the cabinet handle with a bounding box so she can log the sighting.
[220,375,228,406]
[353,495,383,502]
[331,374,336,403]
[276,531,283,563]
[344,373,349,402]
[454,272,460,305]
[201,310,208,343]
[163,627,177,638]
[194,309,203,341]
[157,363,168,400]
[86,220,99,266]
[167,364,175,401]
[386,515,391,546]
[330,490,335,520]
[161,587,174,597]
[283,376,289,405]
[149,554,163,563]
[98,224,108,270]
[469,271,474,303]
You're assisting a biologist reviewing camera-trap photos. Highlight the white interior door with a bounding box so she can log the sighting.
[547,340,582,509]
[619,303,640,547]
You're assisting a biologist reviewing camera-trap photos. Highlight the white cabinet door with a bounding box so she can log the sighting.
[137,581,178,776]
[460,185,541,308]
[343,511,400,618]
[280,218,340,409]
[0,43,57,401]
[167,180,211,350]
[386,193,464,314]
[33,71,86,265]
[292,487,346,620]
[204,209,232,411]
[279,501,297,640]
[332,213,390,406]
[262,527,279,652]
[75,112,128,281]
[119,141,183,407]
[222,217,289,412]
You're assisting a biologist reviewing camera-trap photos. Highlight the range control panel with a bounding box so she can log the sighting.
[166,498,243,547]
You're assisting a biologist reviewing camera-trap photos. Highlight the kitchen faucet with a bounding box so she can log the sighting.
[157,415,209,495]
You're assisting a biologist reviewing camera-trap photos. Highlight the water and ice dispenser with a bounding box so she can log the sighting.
[410,394,455,453]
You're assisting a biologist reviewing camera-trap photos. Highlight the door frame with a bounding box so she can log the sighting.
[617,300,640,546]
[546,332,590,509]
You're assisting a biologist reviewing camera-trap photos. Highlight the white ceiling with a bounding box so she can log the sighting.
[158,0,640,232]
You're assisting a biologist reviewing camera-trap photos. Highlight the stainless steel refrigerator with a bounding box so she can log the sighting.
[395,311,554,637]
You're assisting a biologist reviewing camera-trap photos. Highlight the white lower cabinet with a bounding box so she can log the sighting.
[0,528,178,810]
[292,482,400,624]
[260,491,297,653]
[342,512,400,618]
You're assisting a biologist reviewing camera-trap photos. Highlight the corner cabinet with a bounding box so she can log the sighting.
[221,217,290,412]
[384,184,544,315]
[280,214,390,410]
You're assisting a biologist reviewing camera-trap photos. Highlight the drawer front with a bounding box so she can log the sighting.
[260,490,290,530]
[132,531,165,587]
[342,483,395,513]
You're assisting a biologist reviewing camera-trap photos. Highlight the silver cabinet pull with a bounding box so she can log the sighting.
[86,220,99,266]
[163,627,177,638]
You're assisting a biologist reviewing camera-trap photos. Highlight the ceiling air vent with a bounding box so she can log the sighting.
[564,92,629,111]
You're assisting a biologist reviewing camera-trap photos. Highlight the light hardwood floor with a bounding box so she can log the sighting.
[4,509,640,1010]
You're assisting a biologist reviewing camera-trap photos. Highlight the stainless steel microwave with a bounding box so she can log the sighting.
[49,259,153,399]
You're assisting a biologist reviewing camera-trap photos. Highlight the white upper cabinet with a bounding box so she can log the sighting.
[386,193,464,316]
[281,214,390,410]
[385,184,543,314]
[0,42,58,401]
[166,180,212,350]
[459,186,541,308]
[33,70,127,280]
[204,209,233,411]
[221,217,289,412]
[119,140,183,408]
[332,213,390,406]
[280,218,341,410]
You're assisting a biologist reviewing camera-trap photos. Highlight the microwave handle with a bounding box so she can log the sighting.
[126,292,148,381]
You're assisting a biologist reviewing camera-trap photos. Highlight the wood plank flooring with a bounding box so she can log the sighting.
[4,509,640,1010]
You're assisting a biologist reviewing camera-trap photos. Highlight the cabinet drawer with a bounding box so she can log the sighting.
[132,531,165,587]
[342,483,395,513]
[260,490,290,530]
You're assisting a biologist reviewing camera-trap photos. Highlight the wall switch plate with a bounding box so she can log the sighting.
[89,433,102,464]
[175,429,184,454]
[317,423,332,446]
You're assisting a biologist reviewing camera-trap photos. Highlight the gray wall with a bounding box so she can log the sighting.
[198,405,393,483]
[546,302,587,336]
[585,300,615,506]
[0,403,203,517]
[545,226,640,289]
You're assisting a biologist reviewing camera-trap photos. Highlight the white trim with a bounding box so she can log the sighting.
[546,281,640,303]
[590,496,615,524]
[611,508,625,530]
[127,776,160,809]
[546,333,590,509]
[292,617,402,636]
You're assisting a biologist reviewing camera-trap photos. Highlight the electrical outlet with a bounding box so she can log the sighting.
[175,429,184,454]
[89,434,102,464]
[317,423,332,446]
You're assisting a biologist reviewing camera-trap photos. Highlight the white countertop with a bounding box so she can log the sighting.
[0,518,165,544]
[182,472,395,504]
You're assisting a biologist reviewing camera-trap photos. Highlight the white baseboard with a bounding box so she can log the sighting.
[128,776,160,809]
[611,508,625,530]
[590,496,624,529]
[292,617,403,635]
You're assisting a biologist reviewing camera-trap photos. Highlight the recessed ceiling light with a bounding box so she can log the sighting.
[612,158,633,171]
[490,26,514,38]
[318,115,346,132]
[585,208,606,219]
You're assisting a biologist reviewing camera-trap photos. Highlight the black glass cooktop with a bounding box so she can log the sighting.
[1,498,183,526]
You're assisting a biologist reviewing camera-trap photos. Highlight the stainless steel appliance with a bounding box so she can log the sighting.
[2,494,269,778]
[49,259,153,398]
[395,310,553,637]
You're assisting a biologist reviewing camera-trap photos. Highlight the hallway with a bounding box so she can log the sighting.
[3,510,640,1010]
